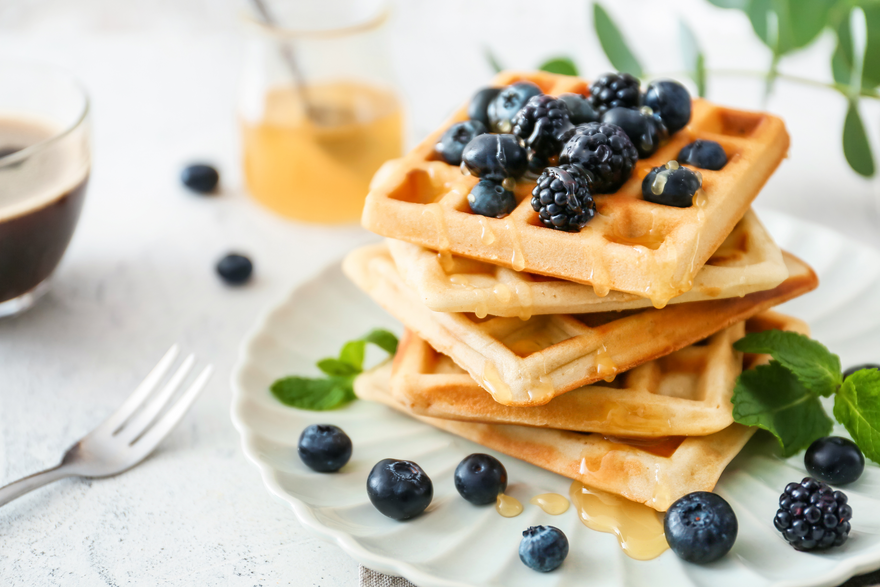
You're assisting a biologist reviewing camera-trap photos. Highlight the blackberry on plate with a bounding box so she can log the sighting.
[216,253,253,285]
[298,424,352,472]
[468,87,501,127]
[643,79,692,134]
[461,134,527,182]
[774,477,852,551]
[519,526,569,572]
[181,163,219,194]
[844,363,880,379]
[454,453,508,505]
[487,81,542,133]
[512,95,574,160]
[468,179,517,218]
[805,437,865,485]
[367,458,433,520]
[435,120,487,166]
[559,122,638,193]
[664,492,738,563]
[678,139,727,170]
[558,93,599,125]
[588,72,640,115]
[642,161,702,208]
[601,106,668,158]
[530,164,596,231]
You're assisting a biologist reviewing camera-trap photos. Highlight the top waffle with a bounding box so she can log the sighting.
[362,70,790,307]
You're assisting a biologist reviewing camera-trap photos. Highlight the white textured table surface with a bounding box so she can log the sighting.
[0,1,878,586]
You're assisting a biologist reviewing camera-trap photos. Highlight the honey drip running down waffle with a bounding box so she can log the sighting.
[361,70,790,307]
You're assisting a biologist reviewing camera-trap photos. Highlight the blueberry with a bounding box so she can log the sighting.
[601,107,668,158]
[643,80,691,134]
[678,139,728,170]
[435,120,487,166]
[519,526,569,572]
[461,134,527,182]
[844,363,880,379]
[454,453,508,505]
[181,163,219,194]
[467,180,517,218]
[468,87,502,127]
[558,93,598,125]
[216,253,253,285]
[487,81,542,133]
[366,458,433,520]
[664,492,737,564]
[642,161,702,208]
[297,424,352,472]
[805,436,865,485]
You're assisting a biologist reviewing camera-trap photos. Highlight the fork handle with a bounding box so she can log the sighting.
[0,465,74,507]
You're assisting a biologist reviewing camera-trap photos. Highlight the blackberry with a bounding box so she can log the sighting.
[512,95,574,161]
[461,134,527,182]
[467,180,517,218]
[774,477,852,551]
[558,93,598,125]
[678,139,727,170]
[643,79,692,134]
[601,107,668,158]
[468,87,501,127]
[559,122,638,193]
[487,81,542,133]
[589,72,640,115]
[642,161,702,207]
[435,120,487,166]
[530,164,596,232]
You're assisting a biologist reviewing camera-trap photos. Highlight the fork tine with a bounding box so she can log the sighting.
[115,354,195,443]
[95,345,180,435]
[129,364,213,454]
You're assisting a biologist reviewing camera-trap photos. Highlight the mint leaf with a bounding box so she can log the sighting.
[733,361,834,456]
[339,340,366,371]
[316,358,360,377]
[363,329,399,355]
[834,368,880,464]
[270,376,356,410]
[733,330,842,396]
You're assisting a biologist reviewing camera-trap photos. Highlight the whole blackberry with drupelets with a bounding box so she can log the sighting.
[559,122,638,193]
[530,164,596,232]
[588,72,641,115]
[774,477,852,551]
[512,95,574,161]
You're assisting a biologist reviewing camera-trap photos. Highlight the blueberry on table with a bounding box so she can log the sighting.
[435,120,487,166]
[460,134,527,182]
[642,161,702,208]
[774,477,851,551]
[468,180,517,218]
[487,81,542,133]
[467,87,502,127]
[519,526,569,572]
[531,164,595,231]
[454,453,508,505]
[297,424,352,472]
[216,253,253,285]
[558,93,598,125]
[588,72,640,115]
[559,122,638,193]
[664,492,738,563]
[181,163,219,194]
[805,436,865,485]
[844,363,880,379]
[678,139,727,170]
[512,95,574,161]
[643,79,692,134]
[601,106,668,159]
[367,458,433,520]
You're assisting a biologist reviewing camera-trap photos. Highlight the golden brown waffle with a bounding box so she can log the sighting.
[390,311,808,437]
[343,244,817,406]
[388,209,788,318]
[355,361,754,511]
[361,70,790,307]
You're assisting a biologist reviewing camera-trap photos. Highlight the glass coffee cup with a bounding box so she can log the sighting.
[0,62,91,318]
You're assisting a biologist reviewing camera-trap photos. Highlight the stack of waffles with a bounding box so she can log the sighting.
[345,71,819,512]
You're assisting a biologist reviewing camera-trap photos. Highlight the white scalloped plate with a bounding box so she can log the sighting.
[231,209,880,587]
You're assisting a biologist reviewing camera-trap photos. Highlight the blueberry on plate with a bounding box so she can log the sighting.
[519,526,569,572]
[601,106,668,158]
[643,79,692,134]
[467,180,517,218]
[435,120,487,166]
[181,163,219,194]
[468,87,502,127]
[664,491,737,563]
[642,161,702,207]
[558,93,598,125]
[454,453,508,505]
[297,424,352,472]
[366,458,433,520]
[487,81,542,133]
[805,436,865,485]
[460,134,527,182]
[216,253,253,285]
[678,139,727,170]
[844,363,880,379]
[775,477,852,551]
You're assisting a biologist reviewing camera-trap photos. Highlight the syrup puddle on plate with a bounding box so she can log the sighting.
[496,493,523,517]
[530,493,570,515]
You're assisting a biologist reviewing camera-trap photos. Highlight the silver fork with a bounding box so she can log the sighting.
[0,345,213,507]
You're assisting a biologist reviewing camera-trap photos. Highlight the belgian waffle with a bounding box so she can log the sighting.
[343,244,817,406]
[389,311,808,437]
[355,361,754,511]
[361,70,790,307]
[388,209,788,317]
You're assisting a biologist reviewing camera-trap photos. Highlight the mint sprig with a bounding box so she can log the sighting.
[271,329,398,411]
[732,330,880,463]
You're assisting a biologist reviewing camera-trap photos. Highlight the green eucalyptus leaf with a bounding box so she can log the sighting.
[539,57,579,76]
[484,47,503,74]
[679,19,707,97]
[832,4,880,90]
[747,0,835,55]
[592,3,643,77]
[706,0,750,9]
[842,100,876,177]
